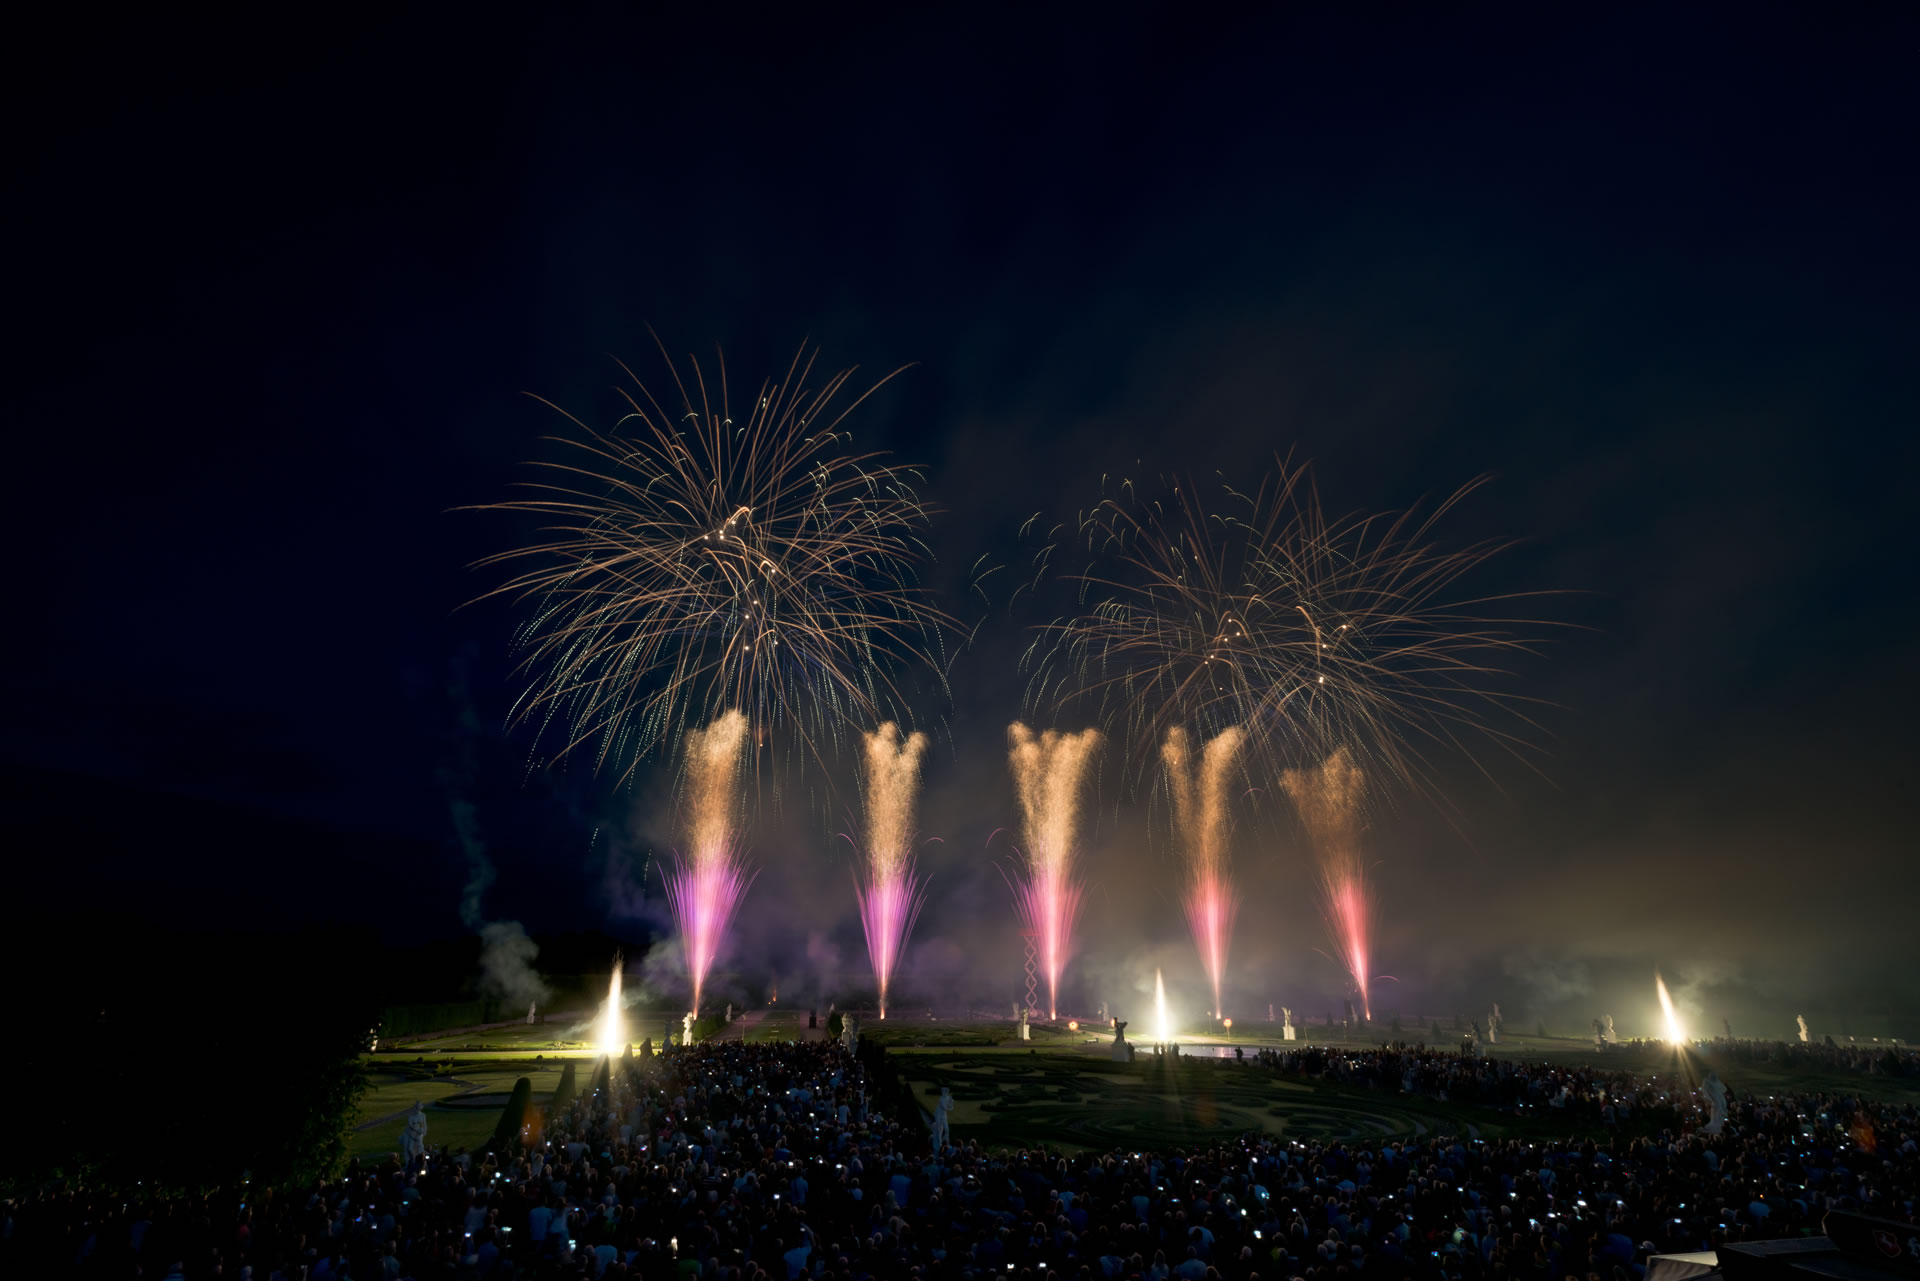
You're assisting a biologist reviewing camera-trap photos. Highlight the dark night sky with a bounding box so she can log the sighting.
[7,7,1916,1034]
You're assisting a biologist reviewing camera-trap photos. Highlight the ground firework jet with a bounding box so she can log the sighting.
[1162,726,1246,1020]
[666,711,754,1016]
[855,723,928,1019]
[597,954,626,1058]
[1281,747,1373,1020]
[1007,723,1102,1020]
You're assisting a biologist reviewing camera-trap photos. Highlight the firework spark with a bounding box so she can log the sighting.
[854,722,929,1019]
[469,340,952,785]
[1007,722,1102,1020]
[1161,725,1246,1020]
[1280,746,1372,1020]
[1027,457,1549,798]
[665,711,755,1016]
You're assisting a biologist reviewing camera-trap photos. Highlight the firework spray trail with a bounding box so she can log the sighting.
[1280,746,1373,1020]
[854,723,928,1019]
[1655,972,1687,1043]
[665,711,755,1016]
[1161,725,1246,1020]
[1007,723,1102,1020]
[597,953,626,1058]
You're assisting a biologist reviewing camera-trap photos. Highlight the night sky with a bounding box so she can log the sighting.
[8,8,1915,1036]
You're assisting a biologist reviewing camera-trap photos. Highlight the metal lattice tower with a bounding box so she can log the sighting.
[1020,929,1040,1017]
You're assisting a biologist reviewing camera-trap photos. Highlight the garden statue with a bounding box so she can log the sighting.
[929,1086,954,1149]
[401,1101,429,1165]
[1797,1015,1809,1043]
[1702,1071,1729,1135]
[1282,1006,1296,1041]
[527,1001,537,1024]
[682,1011,695,1045]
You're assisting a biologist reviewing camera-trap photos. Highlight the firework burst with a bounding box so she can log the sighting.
[853,722,929,1019]
[1026,457,1548,799]
[1161,725,1246,1020]
[1007,722,1102,1020]
[469,339,952,786]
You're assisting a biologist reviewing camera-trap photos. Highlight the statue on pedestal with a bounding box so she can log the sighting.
[1487,1004,1501,1044]
[1110,1019,1132,1062]
[1797,1015,1809,1044]
[1603,1014,1616,1044]
[842,1013,860,1051]
[1702,1071,1729,1135]
[725,1003,733,1023]
[929,1086,954,1150]
[401,1101,429,1165]
[1281,1006,1296,1042]
[527,1001,537,1024]
[682,1011,695,1046]
[1017,1007,1030,1041]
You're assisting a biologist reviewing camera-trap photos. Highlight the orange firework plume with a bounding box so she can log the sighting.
[1280,746,1372,1019]
[1162,725,1246,1021]
[466,337,955,786]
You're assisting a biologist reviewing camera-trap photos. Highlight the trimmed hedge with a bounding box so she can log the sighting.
[549,1061,577,1115]
[489,1078,532,1152]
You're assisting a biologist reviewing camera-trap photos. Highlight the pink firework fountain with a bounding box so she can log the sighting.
[1325,871,1372,1021]
[1007,723,1103,1020]
[854,723,929,1019]
[1282,746,1373,1020]
[1162,726,1246,1019]
[666,711,755,1016]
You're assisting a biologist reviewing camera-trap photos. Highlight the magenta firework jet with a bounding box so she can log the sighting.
[1162,726,1246,1019]
[854,724,929,1019]
[667,712,754,1016]
[1326,873,1372,1021]
[1282,746,1373,1021]
[1007,724,1102,1020]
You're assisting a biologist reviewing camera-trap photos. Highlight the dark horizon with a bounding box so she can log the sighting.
[7,9,1916,1039]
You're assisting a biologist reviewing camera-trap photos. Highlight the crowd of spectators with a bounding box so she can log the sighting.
[5,1036,1916,1281]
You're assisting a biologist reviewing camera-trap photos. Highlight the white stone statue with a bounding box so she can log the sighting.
[1603,1014,1616,1044]
[725,1003,733,1023]
[1017,1007,1030,1041]
[401,1101,429,1164]
[682,1011,695,1045]
[1702,1071,1729,1135]
[842,1012,860,1051]
[1488,1004,1501,1043]
[929,1086,954,1150]
[1281,1006,1296,1042]
[527,1001,537,1024]
[1797,1015,1809,1043]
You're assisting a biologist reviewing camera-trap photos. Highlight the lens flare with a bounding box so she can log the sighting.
[1281,747,1372,1020]
[665,711,756,1015]
[854,723,929,1019]
[596,954,626,1060]
[1656,972,1687,1043]
[1162,725,1246,1020]
[1007,723,1102,1020]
